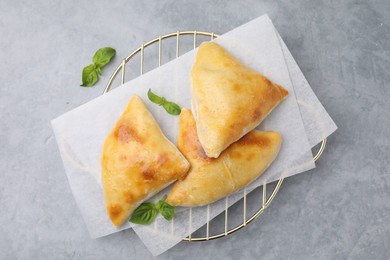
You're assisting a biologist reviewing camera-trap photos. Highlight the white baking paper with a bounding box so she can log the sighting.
[276,31,338,147]
[51,14,335,244]
[132,16,338,256]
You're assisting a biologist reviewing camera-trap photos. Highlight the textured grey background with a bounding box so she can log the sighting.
[1,0,389,259]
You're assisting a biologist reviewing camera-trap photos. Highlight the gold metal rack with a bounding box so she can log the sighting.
[104,31,327,242]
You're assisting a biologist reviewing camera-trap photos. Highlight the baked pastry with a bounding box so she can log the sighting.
[191,42,288,158]
[101,96,190,226]
[166,109,282,207]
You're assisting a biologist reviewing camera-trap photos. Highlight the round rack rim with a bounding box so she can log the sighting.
[103,31,220,94]
[103,30,327,242]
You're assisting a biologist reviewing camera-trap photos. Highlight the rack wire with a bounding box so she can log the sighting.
[104,31,327,242]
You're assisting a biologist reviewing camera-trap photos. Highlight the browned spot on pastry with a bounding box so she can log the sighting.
[142,167,156,180]
[233,84,241,92]
[230,150,242,159]
[108,204,123,220]
[251,107,262,121]
[116,124,143,143]
[239,133,270,147]
[246,153,255,161]
[123,191,135,203]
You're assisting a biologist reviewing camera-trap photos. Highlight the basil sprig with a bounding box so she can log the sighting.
[130,195,176,225]
[147,89,181,115]
[156,196,175,221]
[129,202,158,225]
[81,47,116,87]
[81,64,99,87]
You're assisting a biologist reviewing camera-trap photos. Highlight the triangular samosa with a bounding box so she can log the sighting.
[166,109,282,207]
[101,96,190,226]
[191,42,288,158]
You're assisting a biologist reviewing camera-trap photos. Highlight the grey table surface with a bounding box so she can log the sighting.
[1,0,389,259]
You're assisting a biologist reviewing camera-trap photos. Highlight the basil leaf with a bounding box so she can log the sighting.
[129,195,176,225]
[155,195,167,211]
[156,197,175,221]
[163,101,181,115]
[148,89,181,115]
[80,64,99,87]
[159,201,176,220]
[147,89,165,105]
[130,202,158,225]
[93,47,116,68]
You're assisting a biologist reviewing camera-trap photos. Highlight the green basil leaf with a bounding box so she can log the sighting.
[130,202,158,225]
[147,89,165,105]
[156,195,168,211]
[162,101,181,115]
[147,89,181,115]
[93,47,116,68]
[80,64,99,87]
[157,200,175,221]
[156,195,175,221]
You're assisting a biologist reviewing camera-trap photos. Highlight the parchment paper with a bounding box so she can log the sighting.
[51,14,336,244]
[132,17,338,256]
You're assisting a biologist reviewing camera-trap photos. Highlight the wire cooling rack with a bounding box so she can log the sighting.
[104,31,327,241]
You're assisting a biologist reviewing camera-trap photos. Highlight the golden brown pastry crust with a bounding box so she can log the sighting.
[101,96,190,227]
[166,109,282,207]
[191,42,288,158]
